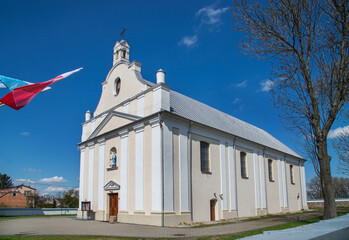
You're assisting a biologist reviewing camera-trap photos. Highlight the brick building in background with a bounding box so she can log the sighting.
[0,184,36,208]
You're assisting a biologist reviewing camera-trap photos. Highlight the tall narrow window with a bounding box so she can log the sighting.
[113,78,121,96]
[200,141,210,173]
[268,159,274,182]
[240,152,248,178]
[290,165,295,184]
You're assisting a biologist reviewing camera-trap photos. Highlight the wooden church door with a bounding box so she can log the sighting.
[109,193,118,219]
[210,199,216,221]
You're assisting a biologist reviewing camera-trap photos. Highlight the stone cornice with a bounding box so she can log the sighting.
[133,123,145,133]
[149,116,161,127]
[97,137,106,145]
[87,142,95,148]
[119,129,129,138]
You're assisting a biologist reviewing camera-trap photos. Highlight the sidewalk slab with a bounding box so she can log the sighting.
[241,213,349,240]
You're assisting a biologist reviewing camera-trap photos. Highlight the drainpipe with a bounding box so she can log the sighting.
[298,159,303,209]
[284,155,289,210]
[159,113,165,227]
[263,147,269,213]
[188,121,193,222]
[233,137,238,216]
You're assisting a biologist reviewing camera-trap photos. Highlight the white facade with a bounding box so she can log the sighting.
[77,39,307,226]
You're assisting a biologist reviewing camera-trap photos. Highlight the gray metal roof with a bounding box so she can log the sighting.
[140,76,301,158]
[169,90,301,158]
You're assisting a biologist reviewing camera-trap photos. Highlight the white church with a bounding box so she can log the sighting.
[77,38,308,226]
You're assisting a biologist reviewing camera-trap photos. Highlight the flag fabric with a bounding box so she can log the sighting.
[0,75,34,91]
[0,75,52,92]
[0,68,82,110]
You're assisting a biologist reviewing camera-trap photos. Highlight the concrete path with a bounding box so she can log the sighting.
[243,213,349,240]
[0,212,326,238]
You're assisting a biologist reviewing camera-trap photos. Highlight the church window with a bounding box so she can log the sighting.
[110,147,117,168]
[268,159,274,182]
[241,152,248,178]
[12,192,16,197]
[122,50,126,58]
[200,141,210,173]
[290,165,295,184]
[113,78,121,96]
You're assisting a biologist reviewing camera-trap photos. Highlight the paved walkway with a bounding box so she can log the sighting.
[0,212,326,238]
[243,213,349,240]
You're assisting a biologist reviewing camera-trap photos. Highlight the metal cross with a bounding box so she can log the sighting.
[120,27,126,40]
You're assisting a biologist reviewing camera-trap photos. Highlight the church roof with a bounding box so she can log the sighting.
[139,75,301,159]
[170,90,301,158]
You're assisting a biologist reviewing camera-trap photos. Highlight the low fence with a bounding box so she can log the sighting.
[0,208,78,217]
[307,199,349,208]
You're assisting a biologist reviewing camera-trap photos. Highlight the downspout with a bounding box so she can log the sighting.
[159,113,165,227]
[189,121,193,222]
[233,137,238,216]
[298,159,304,209]
[263,147,269,213]
[284,155,289,210]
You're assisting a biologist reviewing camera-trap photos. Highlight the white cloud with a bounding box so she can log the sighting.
[196,6,229,25]
[39,176,67,184]
[179,35,198,47]
[260,79,274,92]
[21,132,30,136]
[328,125,349,139]
[23,168,42,173]
[45,186,67,192]
[233,98,242,104]
[235,80,247,88]
[14,178,35,184]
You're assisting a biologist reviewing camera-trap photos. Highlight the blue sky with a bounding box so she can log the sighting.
[0,0,347,196]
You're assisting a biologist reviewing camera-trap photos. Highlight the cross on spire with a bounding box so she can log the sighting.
[120,27,126,40]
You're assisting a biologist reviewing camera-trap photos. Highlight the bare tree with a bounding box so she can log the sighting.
[307,176,323,199]
[232,0,349,219]
[332,112,349,174]
[308,176,349,199]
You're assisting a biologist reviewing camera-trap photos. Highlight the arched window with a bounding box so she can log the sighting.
[200,141,210,173]
[113,78,121,96]
[268,159,274,182]
[110,147,117,168]
[290,165,295,184]
[240,152,248,178]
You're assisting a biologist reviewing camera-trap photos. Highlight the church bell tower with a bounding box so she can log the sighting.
[113,40,130,65]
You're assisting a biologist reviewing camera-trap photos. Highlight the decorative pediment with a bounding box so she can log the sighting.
[88,111,141,140]
[104,181,120,191]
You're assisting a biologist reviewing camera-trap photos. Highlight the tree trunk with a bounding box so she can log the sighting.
[318,142,337,219]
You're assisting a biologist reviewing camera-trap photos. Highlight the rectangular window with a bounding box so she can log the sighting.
[200,141,210,173]
[268,159,274,182]
[290,165,295,184]
[240,152,248,178]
